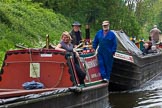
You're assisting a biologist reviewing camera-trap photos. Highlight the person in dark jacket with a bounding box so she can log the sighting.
[69,21,82,48]
[55,31,86,86]
[92,20,117,83]
[142,43,150,55]
[142,42,158,55]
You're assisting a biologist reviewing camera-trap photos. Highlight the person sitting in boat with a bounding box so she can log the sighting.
[148,45,158,54]
[142,42,157,55]
[55,31,86,86]
[142,43,151,55]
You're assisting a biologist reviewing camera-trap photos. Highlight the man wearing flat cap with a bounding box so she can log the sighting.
[69,21,82,48]
[92,20,117,83]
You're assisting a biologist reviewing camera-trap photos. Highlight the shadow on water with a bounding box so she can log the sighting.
[109,73,162,108]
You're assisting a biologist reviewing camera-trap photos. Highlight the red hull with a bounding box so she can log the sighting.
[0,49,103,99]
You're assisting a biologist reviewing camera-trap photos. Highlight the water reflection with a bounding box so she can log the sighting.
[109,74,162,108]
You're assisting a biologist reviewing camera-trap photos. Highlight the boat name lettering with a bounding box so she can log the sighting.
[85,59,98,69]
[91,72,101,78]
[114,52,134,63]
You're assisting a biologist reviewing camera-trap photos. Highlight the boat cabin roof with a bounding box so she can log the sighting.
[113,30,142,55]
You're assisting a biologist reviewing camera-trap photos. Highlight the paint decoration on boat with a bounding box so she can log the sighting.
[79,55,102,83]
[113,52,134,63]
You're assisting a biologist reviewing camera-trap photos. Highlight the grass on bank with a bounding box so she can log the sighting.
[0,1,74,66]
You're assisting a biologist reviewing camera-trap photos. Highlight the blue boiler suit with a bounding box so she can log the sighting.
[93,30,117,80]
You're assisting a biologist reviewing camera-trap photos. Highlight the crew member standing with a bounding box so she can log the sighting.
[150,25,161,45]
[69,21,82,48]
[92,20,117,83]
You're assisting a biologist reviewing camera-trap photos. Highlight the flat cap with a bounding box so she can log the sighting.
[72,21,81,26]
[102,21,109,26]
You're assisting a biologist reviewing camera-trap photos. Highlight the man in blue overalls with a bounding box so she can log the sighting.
[92,20,117,83]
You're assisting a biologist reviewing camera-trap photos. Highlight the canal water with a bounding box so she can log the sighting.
[109,73,162,108]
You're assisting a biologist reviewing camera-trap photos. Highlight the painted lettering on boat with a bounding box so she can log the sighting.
[114,52,134,63]
[91,72,101,78]
[80,55,102,82]
[85,59,98,69]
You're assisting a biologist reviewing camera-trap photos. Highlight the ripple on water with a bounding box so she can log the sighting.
[134,74,162,107]
[110,73,162,108]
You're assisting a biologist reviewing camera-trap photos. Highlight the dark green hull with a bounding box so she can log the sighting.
[109,53,162,91]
